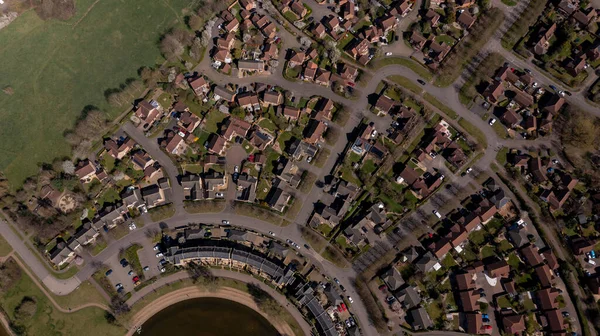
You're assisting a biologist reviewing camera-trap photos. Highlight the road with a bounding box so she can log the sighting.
[0,2,596,336]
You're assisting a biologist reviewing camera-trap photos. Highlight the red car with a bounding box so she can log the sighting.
[340,303,347,311]
[132,276,140,283]
[484,325,492,330]
[379,284,388,293]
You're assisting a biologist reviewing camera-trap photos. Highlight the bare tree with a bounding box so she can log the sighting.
[62,160,75,175]
[160,34,185,60]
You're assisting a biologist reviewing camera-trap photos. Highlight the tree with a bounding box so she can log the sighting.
[445,3,456,23]
[160,34,185,60]
[62,160,75,175]
[140,67,162,88]
[558,106,598,150]
[14,297,37,321]
[188,14,204,31]
[246,283,284,320]
[109,296,130,316]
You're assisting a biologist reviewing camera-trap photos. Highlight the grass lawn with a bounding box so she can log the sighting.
[361,159,378,175]
[90,238,108,256]
[120,244,144,277]
[298,171,317,193]
[1,258,125,335]
[183,200,226,213]
[380,194,404,213]
[0,234,12,257]
[492,121,509,139]
[317,224,333,237]
[496,147,509,166]
[299,227,327,252]
[148,204,176,221]
[423,93,458,119]
[435,34,456,46]
[0,0,195,187]
[277,131,293,151]
[51,280,108,309]
[372,57,433,81]
[182,163,204,174]
[497,295,512,309]
[458,118,488,148]
[258,118,278,133]
[312,148,330,168]
[507,252,522,269]
[97,188,121,207]
[481,245,496,259]
[497,239,513,253]
[321,246,348,268]
[232,202,288,226]
[388,76,423,94]
[204,110,228,134]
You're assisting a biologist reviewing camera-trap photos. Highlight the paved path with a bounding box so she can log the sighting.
[127,269,313,336]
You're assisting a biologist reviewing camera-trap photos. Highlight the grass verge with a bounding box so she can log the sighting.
[148,204,176,222]
[183,200,227,213]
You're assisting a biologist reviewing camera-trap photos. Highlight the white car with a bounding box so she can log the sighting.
[347,296,354,304]
[143,266,150,272]
[558,90,565,96]
[433,210,442,219]
[153,244,161,251]
[466,167,473,174]
[439,174,445,181]
[215,192,224,198]
[268,231,275,236]
[307,156,313,163]
[160,267,166,273]
[489,118,496,126]
[234,165,239,173]
[589,259,596,265]
[385,52,392,56]
[155,252,164,258]
[222,220,230,225]
[128,223,137,231]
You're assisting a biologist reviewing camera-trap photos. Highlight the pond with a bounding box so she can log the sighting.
[138,297,279,336]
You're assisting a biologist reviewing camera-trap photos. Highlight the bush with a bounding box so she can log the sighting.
[14,297,37,321]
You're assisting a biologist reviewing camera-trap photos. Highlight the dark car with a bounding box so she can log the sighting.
[120,258,129,267]
[417,79,426,85]
[550,84,558,91]
[564,91,572,96]
[105,269,113,276]
[340,285,347,292]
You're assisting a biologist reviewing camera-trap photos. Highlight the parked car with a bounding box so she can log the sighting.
[115,283,123,289]
[153,244,161,251]
[234,165,239,173]
[482,313,489,319]
[156,252,164,258]
[120,259,129,267]
[347,296,354,304]
[128,270,134,276]
[417,79,426,85]
[306,156,313,163]
[550,84,558,91]
[385,52,392,56]
[340,285,346,292]
[222,220,230,225]
[268,231,275,236]
[562,311,570,317]
[160,267,166,273]
[105,269,113,276]
[334,278,341,285]
[466,167,473,174]
[489,118,496,125]
[433,210,442,219]
[143,266,150,272]
[304,244,310,249]
[128,223,137,231]
[484,325,492,330]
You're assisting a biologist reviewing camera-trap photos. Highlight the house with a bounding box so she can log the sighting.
[301,61,318,82]
[206,135,227,156]
[212,48,232,65]
[314,69,332,86]
[484,80,505,103]
[533,23,557,55]
[446,224,468,249]
[378,15,398,34]
[573,8,597,27]
[237,92,261,111]
[339,64,358,82]
[541,249,559,270]
[565,55,586,76]
[545,309,567,333]
[415,251,442,272]
[501,109,522,128]
[49,242,76,267]
[392,0,413,16]
[410,31,427,50]
[236,174,257,201]
[374,95,396,115]
[248,128,274,150]
[340,1,355,19]
[459,290,480,311]
[225,18,240,32]
[534,264,555,288]
[528,157,547,183]
[263,91,283,106]
[397,286,421,309]
[361,25,383,43]
[239,0,256,11]
[104,137,135,160]
[381,267,405,291]
[512,89,534,108]
[544,95,565,114]
[181,174,202,201]
[291,140,318,160]
[281,106,301,120]
[204,172,227,199]
[536,287,560,310]
[429,41,450,63]
[304,120,327,144]
[238,60,265,73]
[346,38,370,59]
[265,187,290,212]
[164,133,187,155]
[507,227,530,248]
[290,1,307,17]
[121,187,143,209]
[428,237,452,259]
[141,182,169,208]
[407,307,433,330]
[131,151,154,171]
[135,100,161,129]
[74,160,97,183]
[425,9,440,27]
[223,117,252,141]
[213,86,236,102]
[464,313,484,334]
[520,244,544,267]
[217,33,235,50]
[324,15,340,31]
[456,0,476,7]
[455,270,476,291]
[73,221,99,246]
[312,23,326,38]
[288,51,306,67]
[502,314,526,335]
[460,212,482,232]
[486,260,510,278]
[457,12,476,29]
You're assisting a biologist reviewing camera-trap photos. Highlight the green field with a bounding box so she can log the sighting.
[0,0,195,186]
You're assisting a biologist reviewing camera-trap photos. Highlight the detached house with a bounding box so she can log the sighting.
[189,77,210,96]
[135,100,161,130]
[74,160,97,183]
[104,137,135,160]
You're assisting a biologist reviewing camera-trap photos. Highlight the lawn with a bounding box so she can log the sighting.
[457,118,488,148]
[258,118,278,133]
[423,93,458,119]
[120,244,144,277]
[388,76,423,95]
[496,147,509,166]
[148,204,176,221]
[1,258,125,335]
[0,0,195,186]
[507,252,522,269]
[204,110,228,134]
[361,159,378,175]
[0,234,12,257]
[372,57,433,81]
[312,148,330,168]
[183,200,226,213]
[481,245,496,259]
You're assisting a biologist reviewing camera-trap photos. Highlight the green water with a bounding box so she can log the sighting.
[138,297,279,336]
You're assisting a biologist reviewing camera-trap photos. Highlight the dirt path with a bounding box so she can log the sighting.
[127,287,296,336]
[71,0,101,29]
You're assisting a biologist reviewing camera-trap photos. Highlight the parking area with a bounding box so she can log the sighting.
[104,254,137,293]
[138,243,162,279]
